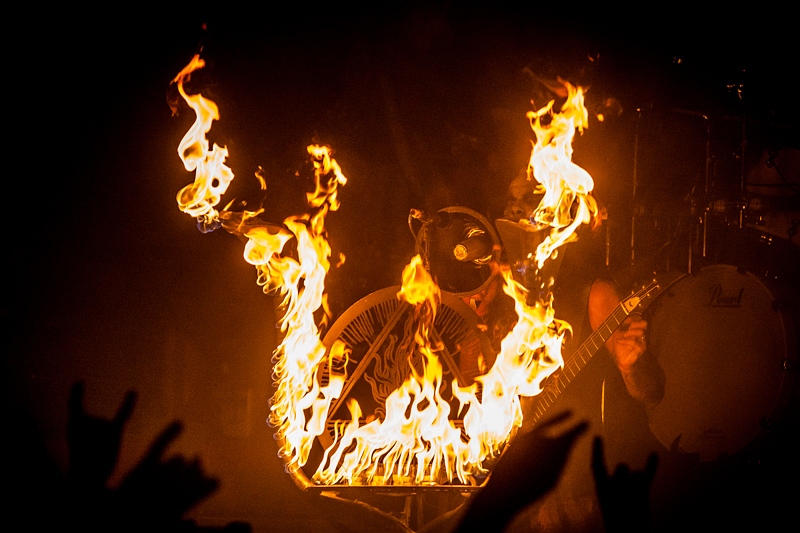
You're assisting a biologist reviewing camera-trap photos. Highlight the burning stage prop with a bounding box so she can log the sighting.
[170,55,599,489]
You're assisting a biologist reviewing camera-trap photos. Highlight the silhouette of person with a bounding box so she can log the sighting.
[8,380,251,532]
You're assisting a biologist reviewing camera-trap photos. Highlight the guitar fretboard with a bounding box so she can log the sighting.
[526,283,657,427]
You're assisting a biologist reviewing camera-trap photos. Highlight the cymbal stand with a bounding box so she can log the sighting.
[687,113,711,275]
[738,108,747,230]
[729,71,748,231]
[701,115,712,267]
[630,108,641,266]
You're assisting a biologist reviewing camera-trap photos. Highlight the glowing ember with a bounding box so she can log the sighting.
[171,55,595,486]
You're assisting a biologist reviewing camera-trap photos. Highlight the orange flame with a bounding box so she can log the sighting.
[171,55,348,473]
[527,80,598,268]
[446,80,597,474]
[313,255,481,485]
[171,54,596,487]
[255,147,348,470]
[172,55,234,225]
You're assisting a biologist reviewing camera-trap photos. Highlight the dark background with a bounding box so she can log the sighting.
[5,3,798,531]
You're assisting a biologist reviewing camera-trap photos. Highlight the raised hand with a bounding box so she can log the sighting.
[592,436,658,533]
[66,381,223,530]
[453,410,588,532]
[67,381,136,490]
[115,420,219,527]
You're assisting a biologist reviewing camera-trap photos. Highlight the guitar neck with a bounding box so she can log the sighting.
[527,303,632,427]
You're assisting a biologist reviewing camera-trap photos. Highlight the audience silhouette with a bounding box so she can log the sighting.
[6,378,795,532]
[7,381,251,532]
[450,411,588,533]
[439,411,661,533]
[591,436,658,533]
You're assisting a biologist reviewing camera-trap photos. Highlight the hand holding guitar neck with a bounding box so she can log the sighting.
[609,314,648,372]
[589,278,667,408]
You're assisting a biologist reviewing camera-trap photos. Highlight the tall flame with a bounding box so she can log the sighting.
[171,55,348,474]
[247,146,348,470]
[171,55,595,487]
[527,81,598,268]
[172,55,234,226]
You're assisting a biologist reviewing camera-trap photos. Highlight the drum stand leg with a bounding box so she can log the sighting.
[630,109,641,266]
[687,114,713,275]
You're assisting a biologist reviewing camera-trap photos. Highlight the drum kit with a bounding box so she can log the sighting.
[626,106,800,464]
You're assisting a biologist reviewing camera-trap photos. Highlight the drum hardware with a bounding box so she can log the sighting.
[665,89,799,275]
[668,180,800,284]
[627,104,770,274]
[630,107,643,265]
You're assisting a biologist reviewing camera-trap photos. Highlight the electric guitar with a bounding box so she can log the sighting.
[524,276,679,428]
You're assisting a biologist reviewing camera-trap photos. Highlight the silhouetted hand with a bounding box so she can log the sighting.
[453,410,588,532]
[67,381,136,490]
[64,381,226,530]
[592,436,658,533]
[115,420,220,528]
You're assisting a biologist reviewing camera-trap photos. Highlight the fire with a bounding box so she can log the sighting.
[249,147,349,470]
[314,255,476,485]
[171,55,348,473]
[526,80,598,268]
[171,54,594,487]
[172,55,234,226]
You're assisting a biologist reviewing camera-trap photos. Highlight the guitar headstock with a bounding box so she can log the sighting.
[620,271,686,316]
[621,277,661,315]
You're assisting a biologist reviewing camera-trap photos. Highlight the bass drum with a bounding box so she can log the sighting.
[646,264,798,462]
